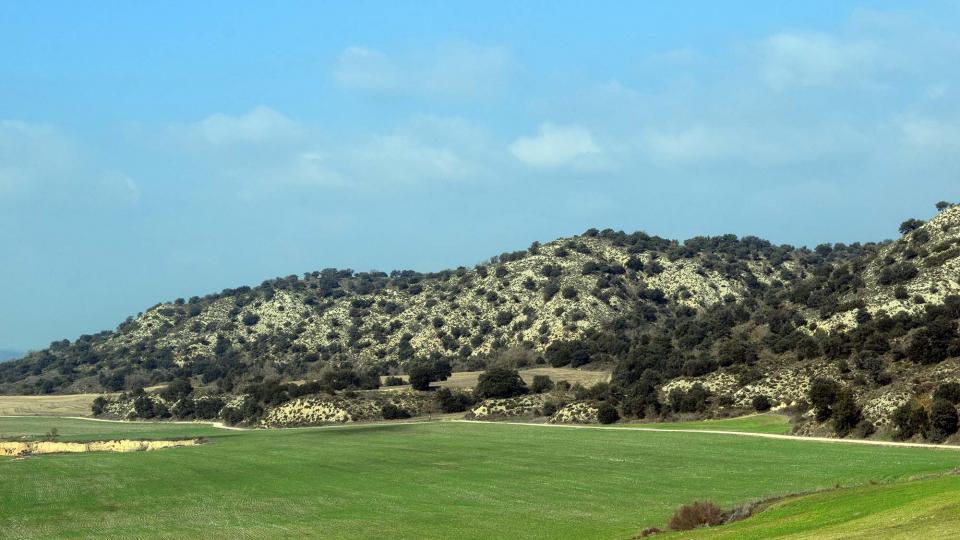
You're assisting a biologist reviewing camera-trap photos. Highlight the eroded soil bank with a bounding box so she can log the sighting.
[0,438,202,457]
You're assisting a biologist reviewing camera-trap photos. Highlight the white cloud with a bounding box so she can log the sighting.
[0,120,138,206]
[333,43,513,99]
[509,123,603,168]
[897,116,960,150]
[760,32,878,89]
[640,123,869,166]
[191,106,303,146]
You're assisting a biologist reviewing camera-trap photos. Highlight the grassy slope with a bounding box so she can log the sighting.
[2,419,959,539]
[672,474,960,539]
[622,413,793,435]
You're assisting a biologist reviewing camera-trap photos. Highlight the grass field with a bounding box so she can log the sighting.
[673,474,960,539]
[623,413,793,435]
[0,393,101,417]
[1,417,959,539]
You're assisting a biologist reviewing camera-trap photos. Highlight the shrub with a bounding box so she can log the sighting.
[751,395,771,412]
[435,388,475,413]
[854,419,876,438]
[475,367,528,399]
[541,400,560,417]
[667,501,724,531]
[242,313,260,326]
[830,391,862,437]
[530,375,554,393]
[407,359,453,391]
[383,376,405,387]
[381,404,411,420]
[928,399,959,443]
[808,378,840,422]
[892,401,929,440]
[597,403,620,424]
[933,382,960,404]
[91,396,108,416]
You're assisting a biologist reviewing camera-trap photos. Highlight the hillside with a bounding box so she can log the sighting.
[1,229,837,394]
[3,203,960,440]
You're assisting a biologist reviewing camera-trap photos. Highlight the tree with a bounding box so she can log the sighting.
[435,387,475,413]
[899,219,925,235]
[928,399,958,443]
[892,401,928,440]
[933,382,960,404]
[808,378,840,422]
[936,201,952,212]
[475,367,528,399]
[407,359,452,391]
[380,404,411,420]
[752,395,771,412]
[907,318,958,365]
[91,396,108,416]
[530,375,554,393]
[831,391,862,437]
[597,403,620,424]
[160,377,193,402]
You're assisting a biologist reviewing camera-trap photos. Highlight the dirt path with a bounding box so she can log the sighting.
[457,420,960,450]
[0,415,249,431]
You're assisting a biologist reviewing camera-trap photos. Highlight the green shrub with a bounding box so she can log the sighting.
[475,367,528,399]
[381,404,411,420]
[597,403,619,424]
[751,395,771,412]
[928,399,959,443]
[530,375,554,393]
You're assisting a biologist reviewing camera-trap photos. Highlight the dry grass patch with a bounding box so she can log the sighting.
[0,393,107,417]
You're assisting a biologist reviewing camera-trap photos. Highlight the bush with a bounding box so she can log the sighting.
[541,400,560,417]
[933,382,960,404]
[435,388,475,413]
[892,401,929,440]
[383,376,405,387]
[751,395,771,412]
[928,399,959,443]
[808,378,840,422]
[667,501,724,531]
[475,367,528,399]
[597,403,620,424]
[381,404,411,420]
[530,375,554,393]
[91,396,108,416]
[830,391,862,437]
[407,359,453,391]
[242,313,261,326]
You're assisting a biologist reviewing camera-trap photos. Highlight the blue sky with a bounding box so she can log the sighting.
[2,1,959,351]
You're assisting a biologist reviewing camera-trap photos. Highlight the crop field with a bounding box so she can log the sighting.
[1,417,959,539]
[0,393,101,417]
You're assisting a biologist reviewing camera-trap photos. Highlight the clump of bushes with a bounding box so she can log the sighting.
[435,387,475,413]
[380,404,411,420]
[751,395,771,412]
[597,403,620,424]
[530,375,554,393]
[666,501,724,531]
[475,367,528,399]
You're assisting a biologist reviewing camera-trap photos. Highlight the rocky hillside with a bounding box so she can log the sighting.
[3,203,959,431]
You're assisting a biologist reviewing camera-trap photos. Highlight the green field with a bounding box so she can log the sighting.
[1,417,958,539]
[623,413,793,435]
[674,474,960,539]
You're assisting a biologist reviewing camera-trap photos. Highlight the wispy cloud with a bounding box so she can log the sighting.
[509,123,603,169]
[333,42,514,99]
[759,32,879,89]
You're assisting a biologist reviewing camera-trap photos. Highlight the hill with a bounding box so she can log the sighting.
[2,203,959,439]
